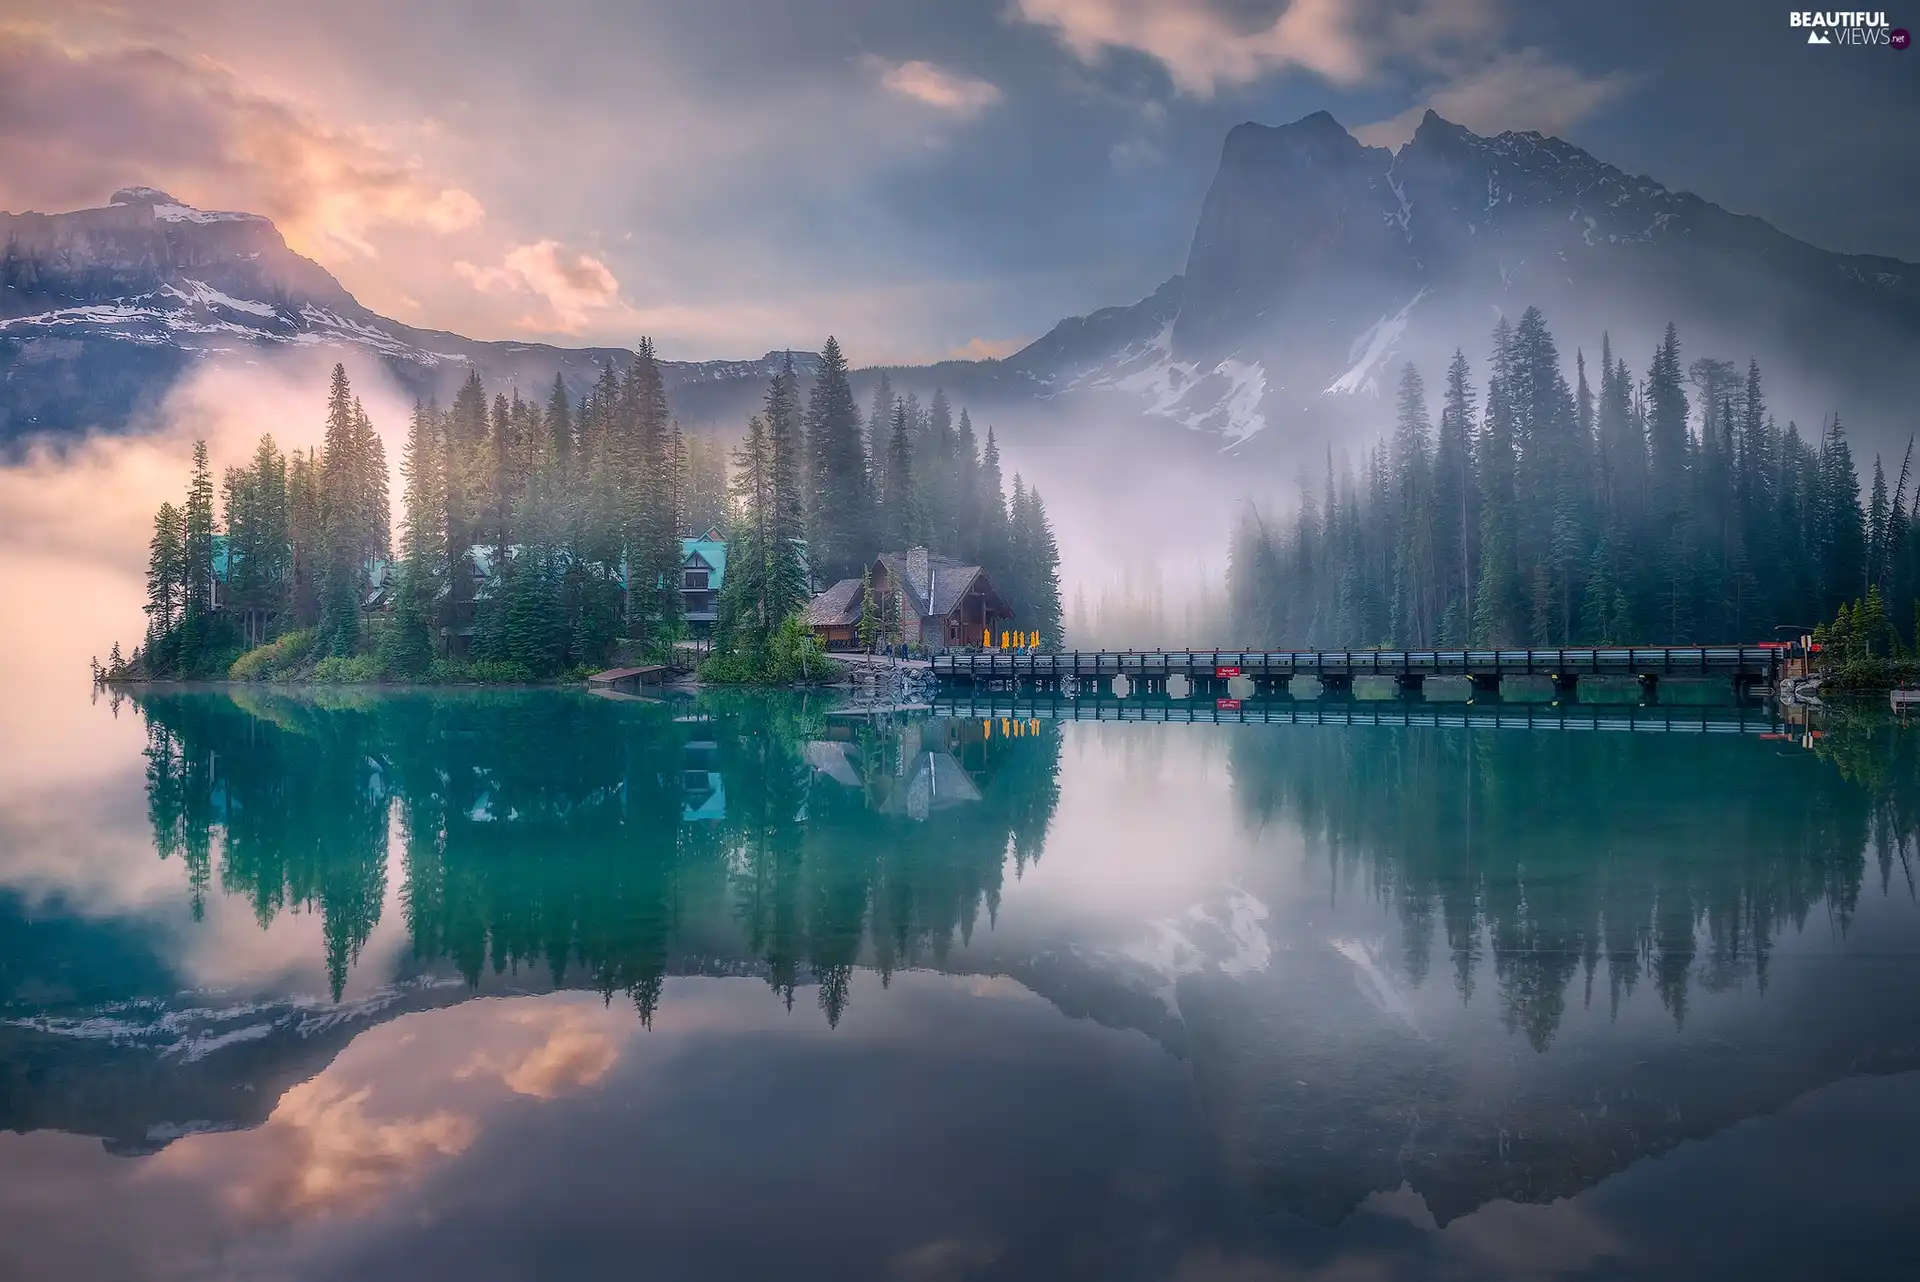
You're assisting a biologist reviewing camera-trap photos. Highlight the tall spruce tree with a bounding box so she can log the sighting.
[880,398,919,549]
[804,336,875,583]
[765,354,811,623]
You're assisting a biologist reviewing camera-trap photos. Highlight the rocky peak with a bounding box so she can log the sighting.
[109,187,184,207]
[1176,112,1407,360]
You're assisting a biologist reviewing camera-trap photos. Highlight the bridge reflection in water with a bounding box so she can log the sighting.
[916,694,1789,735]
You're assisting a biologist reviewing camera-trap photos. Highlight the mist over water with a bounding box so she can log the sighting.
[4,665,1920,1279]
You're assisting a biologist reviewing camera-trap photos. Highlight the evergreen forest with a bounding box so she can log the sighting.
[1229,309,1913,662]
[119,336,1063,684]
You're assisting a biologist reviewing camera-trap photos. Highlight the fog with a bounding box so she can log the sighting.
[0,350,415,790]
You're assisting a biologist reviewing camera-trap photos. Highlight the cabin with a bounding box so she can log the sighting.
[803,577,865,650]
[680,529,727,636]
[805,546,1014,652]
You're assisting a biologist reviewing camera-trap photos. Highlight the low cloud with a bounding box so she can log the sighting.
[952,336,1027,360]
[1012,0,1382,95]
[226,1076,477,1222]
[1354,47,1637,146]
[457,1005,622,1101]
[879,60,1005,116]
[455,241,625,334]
[0,27,482,260]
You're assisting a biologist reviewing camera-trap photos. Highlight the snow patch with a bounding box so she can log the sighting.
[1324,288,1427,396]
[1387,173,1413,241]
[1330,937,1423,1036]
[152,203,259,225]
[1070,319,1269,446]
[1117,889,1274,1012]
[165,279,279,317]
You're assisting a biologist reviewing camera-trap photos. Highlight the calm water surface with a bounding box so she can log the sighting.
[3,685,1919,1280]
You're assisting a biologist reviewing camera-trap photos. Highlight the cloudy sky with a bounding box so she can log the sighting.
[2,0,1912,364]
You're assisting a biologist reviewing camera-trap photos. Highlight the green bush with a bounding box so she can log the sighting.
[1821,656,1913,694]
[427,658,532,684]
[701,612,827,684]
[228,628,318,681]
[311,653,385,684]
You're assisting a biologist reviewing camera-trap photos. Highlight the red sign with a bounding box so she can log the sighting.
[1215,666,1242,678]
[1216,698,1242,710]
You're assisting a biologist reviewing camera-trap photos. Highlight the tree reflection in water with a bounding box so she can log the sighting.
[133,689,1061,1020]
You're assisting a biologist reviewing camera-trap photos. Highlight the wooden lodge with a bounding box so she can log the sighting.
[806,546,1014,652]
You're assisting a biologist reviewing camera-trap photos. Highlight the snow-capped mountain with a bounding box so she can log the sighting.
[0,187,818,437]
[7,116,1918,454]
[1007,110,1920,454]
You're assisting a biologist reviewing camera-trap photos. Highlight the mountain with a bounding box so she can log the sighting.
[1011,110,1920,453]
[7,116,1918,457]
[0,186,824,439]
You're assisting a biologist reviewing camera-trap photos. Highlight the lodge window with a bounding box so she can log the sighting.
[683,570,709,590]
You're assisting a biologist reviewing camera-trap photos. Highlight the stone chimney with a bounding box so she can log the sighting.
[906,546,930,611]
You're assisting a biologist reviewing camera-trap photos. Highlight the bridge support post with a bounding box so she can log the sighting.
[1552,673,1580,702]
[1319,673,1354,700]
[1638,674,1660,704]
[1469,674,1502,702]
[1394,673,1425,701]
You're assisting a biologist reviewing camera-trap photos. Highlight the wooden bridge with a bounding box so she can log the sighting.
[930,646,1782,699]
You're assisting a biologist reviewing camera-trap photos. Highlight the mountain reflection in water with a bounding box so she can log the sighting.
[3,687,1918,1281]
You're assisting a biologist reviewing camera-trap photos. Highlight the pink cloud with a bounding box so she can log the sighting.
[879,60,1004,116]
[455,240,624,334]
[0,27,482,260]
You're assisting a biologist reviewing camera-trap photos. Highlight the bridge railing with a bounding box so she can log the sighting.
[929,646,1781,677]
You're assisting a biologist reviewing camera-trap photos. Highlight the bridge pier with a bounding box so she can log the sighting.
[1318,673,1354,700]
[1638,674,1660,704]
[1394,673,1426,700]
[1552,672,1580,701]
[1469,673,1502,701]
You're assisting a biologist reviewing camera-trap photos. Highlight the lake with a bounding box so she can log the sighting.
[3,683,1919,1280]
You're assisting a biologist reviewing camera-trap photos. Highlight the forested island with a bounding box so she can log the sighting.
[1228,310,1916,690]
[103,337,1064,686]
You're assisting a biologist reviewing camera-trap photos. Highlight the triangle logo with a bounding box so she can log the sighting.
[1808,29,1830,43]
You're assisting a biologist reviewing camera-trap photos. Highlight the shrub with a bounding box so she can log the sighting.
[228,628,318,681]
[311,653,385,684]
[701,612,827,684]
[1821,655,1912,694]
[427,658,532,684]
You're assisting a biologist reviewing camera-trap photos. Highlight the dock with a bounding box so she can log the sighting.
[587,665,666,694]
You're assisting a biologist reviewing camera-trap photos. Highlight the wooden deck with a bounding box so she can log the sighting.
[587,665,666,693]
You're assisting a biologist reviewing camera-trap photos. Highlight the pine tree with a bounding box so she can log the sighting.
[1433,349,1477,642]
[804,336,875,583]
[880,398,918,548]
[718,413,772,658]
[145,501,185,640]
[625,337,683,644]
[978,426,1009,578]
[954,409,982,562]
[1389,362,1436,645]
[546,372,573,463]
[1022,488,1063,647]
[383,398,445,677]
[764,354,811,623]
[182,439,216,617]
[865,371,894,510]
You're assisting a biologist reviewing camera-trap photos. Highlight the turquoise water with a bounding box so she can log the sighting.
[3,686,1918,1279]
